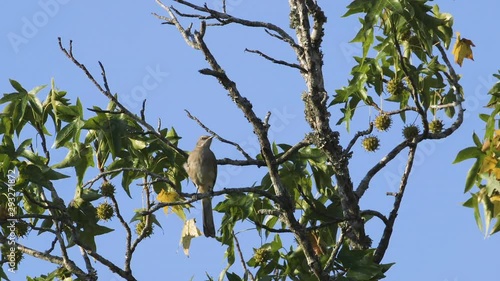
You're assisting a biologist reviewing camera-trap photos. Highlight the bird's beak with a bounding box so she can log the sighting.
[208,136,214,140]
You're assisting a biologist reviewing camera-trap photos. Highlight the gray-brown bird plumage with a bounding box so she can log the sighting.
[184,135,217,238]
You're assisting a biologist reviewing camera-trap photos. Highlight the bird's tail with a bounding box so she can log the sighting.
[202,197,216,238]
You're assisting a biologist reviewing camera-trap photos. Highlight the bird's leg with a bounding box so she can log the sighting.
[192,185,201,200]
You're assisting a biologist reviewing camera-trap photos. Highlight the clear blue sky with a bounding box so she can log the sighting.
[1,1,499,280]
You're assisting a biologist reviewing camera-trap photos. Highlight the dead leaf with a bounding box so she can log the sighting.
[482,139,491,152]
[452,32,475,67]
[180,218,202,257]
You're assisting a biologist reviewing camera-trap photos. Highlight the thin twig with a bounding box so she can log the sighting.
[58,37,188,158]
[343,122,373,156]
[245,49,306,72]
[323,230,345,272]
[373,144,417,263]
[234,232,256,281]
[360,209,388,225]
[82,167,175,189]
[185,109,254,161]
[146,187,280,214]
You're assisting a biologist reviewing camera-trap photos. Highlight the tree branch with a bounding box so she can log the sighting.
[374,144,417,263]
[0,236,90,280]
[245,48,306,72]
[147,186,280,214]
[234,232,256,281]
[58,38,187,159]
[185,109,255,161]
[343,122,373,156]
[291,0,369,260]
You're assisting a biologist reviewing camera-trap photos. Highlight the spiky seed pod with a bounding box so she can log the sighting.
[374,114,392,131]
[253,248,271,265]
[386,78,405,96]
[135,220,153,237]
[403,125,420,140]
[362,135,380,152]
[96,202,114,221]
[429,119,444,134]
[15,221,29,238]
[100,182,116,197]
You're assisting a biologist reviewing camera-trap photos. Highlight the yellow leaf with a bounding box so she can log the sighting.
[491,194,500,203]
[157,189,179,203]
[157,189,180,215]
[480,155,497,174]
[491,193,500,217]
[493,168,500,180]
[452,32,475,67]
[180,219,202,257]
[171,205,186,221]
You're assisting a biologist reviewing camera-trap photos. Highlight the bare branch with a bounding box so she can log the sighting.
[356,140,410,198]
[58,37,188,159]
[427,44,464,139]
[166,0,299,50]
[323,230,345,272]
[0,237,90,280]
[185,109,255,161]
[343,122,373,156]
[369,100,418,115]
[361,209,388,225]
[429,102,457,109]
[276,137,312,164]
[78,242,137,281]
[147,186,280,214]
[391,26,428,134]
[245,49,306,72]
[82,167,175,189]
[374,144,417,263]
[80,247,96,278]
[234,232,256,281]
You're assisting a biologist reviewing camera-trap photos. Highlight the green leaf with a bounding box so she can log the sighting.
[226,272,242,281]
[490,218,500,235]
[15,138,32,156]
[9,79,27,94]
[464,158,481,193]
[472,132,482,148]
[470,193,483,232]
[80,188,102,202]
[166,127,181,146]
[453,147,481,164]
[53,119,83,148]
[52,142,94,185]
[38,218,54,235]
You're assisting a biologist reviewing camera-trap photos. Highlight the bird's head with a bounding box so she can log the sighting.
[196,135,214,148]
